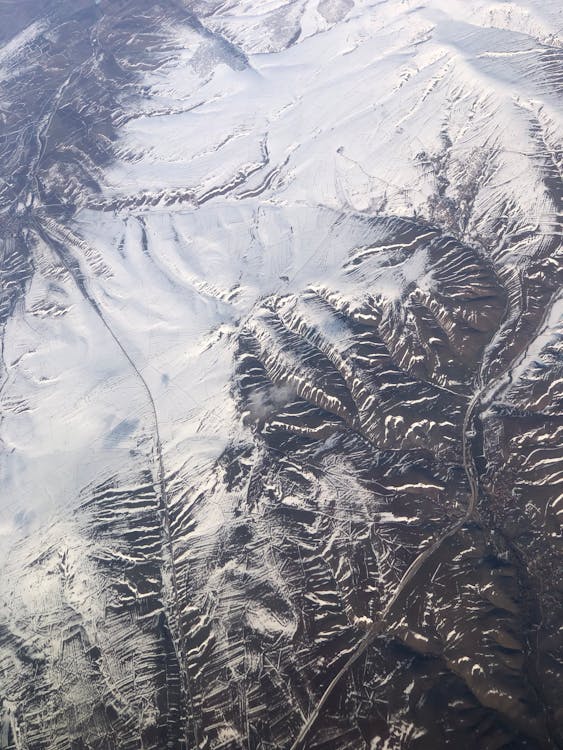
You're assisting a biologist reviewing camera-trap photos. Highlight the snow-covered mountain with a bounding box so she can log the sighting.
[0,0,561,748]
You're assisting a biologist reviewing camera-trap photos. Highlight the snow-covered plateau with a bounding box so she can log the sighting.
[0,0,561,748]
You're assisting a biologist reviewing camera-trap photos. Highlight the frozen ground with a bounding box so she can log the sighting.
[0,0,561,748]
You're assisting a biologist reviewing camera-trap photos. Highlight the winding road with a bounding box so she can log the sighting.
[288,286,559,750]
[288,384,481,750]
[16,26,560,745]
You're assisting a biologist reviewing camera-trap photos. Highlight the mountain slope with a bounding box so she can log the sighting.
[0,1,562,748]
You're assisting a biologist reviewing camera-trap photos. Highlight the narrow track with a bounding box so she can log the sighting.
[288,284,559,750]
[31,216,197,750]
[288,385,480,750]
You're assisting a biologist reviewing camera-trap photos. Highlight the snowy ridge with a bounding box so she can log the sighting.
[0,0,562,748]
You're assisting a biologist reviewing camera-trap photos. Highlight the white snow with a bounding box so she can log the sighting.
[1,0,561,571]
